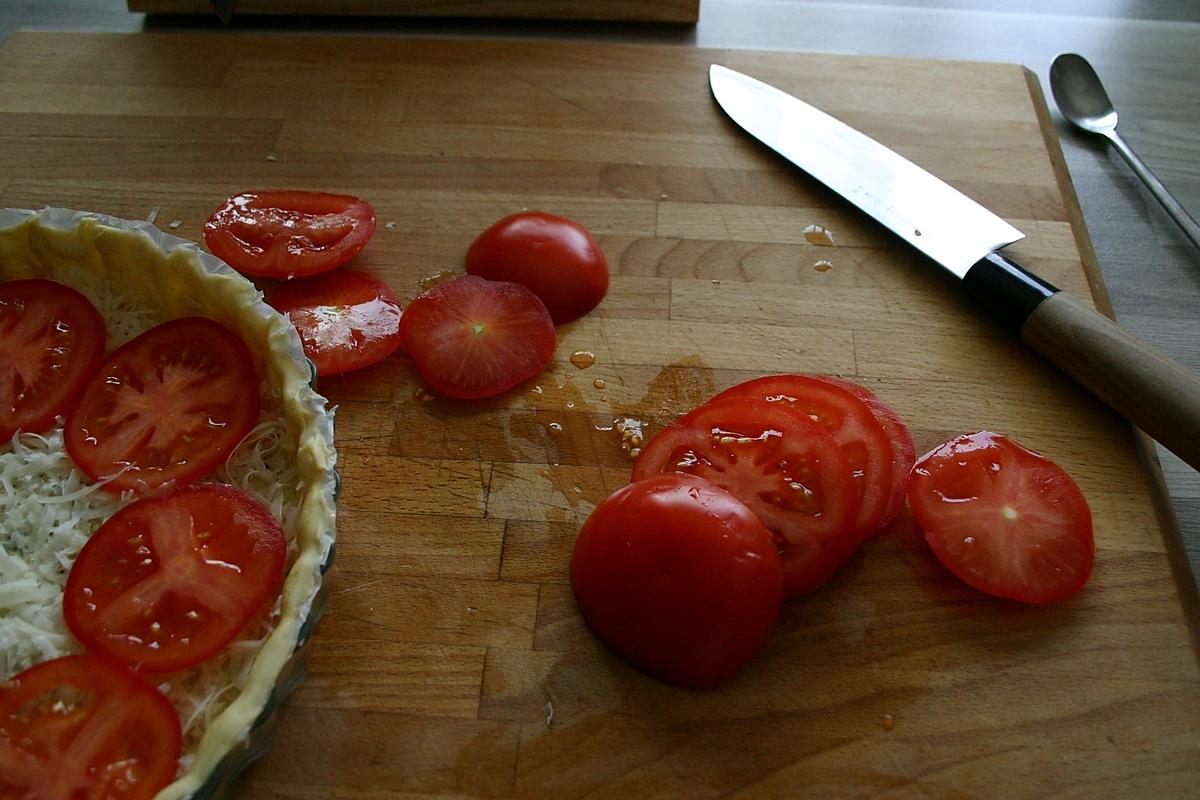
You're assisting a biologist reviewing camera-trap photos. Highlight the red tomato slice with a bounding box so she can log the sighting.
[632,396,858,596]
[266,268,403,377]
[820,376,916,530]
[907,431,1094,604]
[204,191,376,279]
[0,654,181,800]
[398,275,555,399]
[466,211,608,324]
[65,317,260,495]
[63,483,287,673]
[0,279,106,441]
[571,473,783,689]
[712,374,894,542]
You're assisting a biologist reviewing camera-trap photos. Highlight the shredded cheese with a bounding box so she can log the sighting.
[0,312,301,753]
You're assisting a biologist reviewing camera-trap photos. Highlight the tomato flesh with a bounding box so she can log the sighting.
[907,431,1094,604]
[65,317,260,494]
[0,654,181,800]
[0,279,106,441]
[204,191,376,279]
[399,275,555,399]
[63,483,286,673]
[712,374,894,542]
[266,268,403,377]
[571,473,783,689]
[632,396,858,596]
[466,211,608,325]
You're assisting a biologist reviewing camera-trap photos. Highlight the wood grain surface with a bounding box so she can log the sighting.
[1,30,1198,799]
[126,0,702,23]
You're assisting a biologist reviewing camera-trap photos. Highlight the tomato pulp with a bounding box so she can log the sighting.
[908,431,1094,604]
[0,279,106,441]
[63,483,287,672]
[570,473,783,689]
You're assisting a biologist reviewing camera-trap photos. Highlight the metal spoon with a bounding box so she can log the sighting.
[1050,52,1200,250]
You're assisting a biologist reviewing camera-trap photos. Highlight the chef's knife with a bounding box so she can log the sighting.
[709,64,1200,471]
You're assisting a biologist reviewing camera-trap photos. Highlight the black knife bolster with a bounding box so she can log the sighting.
[962,252,1060,330]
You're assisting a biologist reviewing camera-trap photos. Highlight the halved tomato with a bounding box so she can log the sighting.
[399,275,556,399]
[65,317,260,495]
[0,279,106,441]
[632,396,858,596]
[712,374,894,541]
[0,654,181,800]
[907,431,1094,604]
[266,268,403,377]
[204,190,376,279]
[63,483,287,673]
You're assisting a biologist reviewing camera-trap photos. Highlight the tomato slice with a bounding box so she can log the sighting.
[65,317,260,495]
[398,275,555,399]
[203,191,376,279]
[907,431,1094,604]
[571,473,783,689]
[632,396,858,596]
[266,268,403,377]
[712,374,894,541]
[819,376,916,531]
[0,654,181,800]
[63,483,287,673]
[0,279,106,441]
[465,211,609,324]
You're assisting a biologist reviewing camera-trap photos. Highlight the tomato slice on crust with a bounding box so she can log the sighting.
[204,190,377,279]
[632,396,858,596]
[0,279,106,441]
[907,431,1094,604]
[0,654,181,800]
[712,374,895,541]
[65,317,260,495]
[266,268,403,377]
[63,483,287,673]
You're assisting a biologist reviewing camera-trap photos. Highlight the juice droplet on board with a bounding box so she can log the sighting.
[547,422,564,437]
[813,259,833,272]
[412,386,436,402]
[418,270,457,292]
[803,224,836,246]
[881,714,895,731]
[570,350,596,369]
[592,378,606,390]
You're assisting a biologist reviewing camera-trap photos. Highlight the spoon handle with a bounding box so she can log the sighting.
[1108,131,1200,249]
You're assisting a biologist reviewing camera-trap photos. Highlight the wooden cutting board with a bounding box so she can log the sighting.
[1,30,1198,799]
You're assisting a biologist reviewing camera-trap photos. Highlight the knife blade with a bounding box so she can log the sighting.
[709,64,1200,471]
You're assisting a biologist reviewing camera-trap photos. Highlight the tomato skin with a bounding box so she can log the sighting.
[399,275,555,399]
[0,279,106,441]
[63,483,286,673]
[65,317,261,495]
[466,211,608,325]
[632,396,858,596]
[570,473,783,689]
[204,190,376,279]
[0,654,181,800]
[266,268,403,377]
[712,374,894,542]
[907,431,1094,604]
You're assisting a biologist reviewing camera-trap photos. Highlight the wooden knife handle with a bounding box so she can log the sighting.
[1021,291,1200,470]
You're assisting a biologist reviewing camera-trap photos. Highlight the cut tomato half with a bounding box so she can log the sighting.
[266,268,403,377]
[63,483,287,672]
[65,317,260,494]
[398,274,555,399]
[907,431,1094,604]
[632,396,858,596]
[712,374,894,541]
[204,190,376,279]
[0,654,181,800]
[0,279,106,441]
